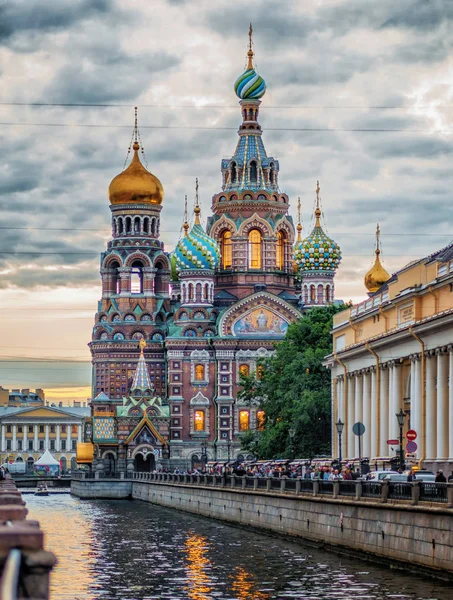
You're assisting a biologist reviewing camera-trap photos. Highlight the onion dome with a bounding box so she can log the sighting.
[234,24,266,100]
[174,182,220,272]
[364,224,390,293]
[294,183,342,274]
[109,140,164,206]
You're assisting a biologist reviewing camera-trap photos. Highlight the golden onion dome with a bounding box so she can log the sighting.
[364,224,390,293]
[109,142,164,206]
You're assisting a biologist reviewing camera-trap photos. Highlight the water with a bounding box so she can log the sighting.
[26,494,452,600]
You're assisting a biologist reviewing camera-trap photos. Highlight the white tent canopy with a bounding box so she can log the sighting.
[35,450,60,466]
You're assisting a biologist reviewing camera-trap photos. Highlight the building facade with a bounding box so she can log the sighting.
[326,227,453,472]
[89,33,342,472]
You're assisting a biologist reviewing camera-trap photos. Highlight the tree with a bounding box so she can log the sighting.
[238,304,344,459]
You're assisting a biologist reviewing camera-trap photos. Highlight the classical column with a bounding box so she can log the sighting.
[23,424,27,453]
[118,267,132,295]
[56,425,60,452]
[12,425,17,452]
[449,349,453,460]
[370,369,377,458]
[45,424,49,451]
[1,425,5,453]
[34,425,38,452]
[142,267,156,296]
[436,350,448,461]
[362,371,371,458]
[389,362,402,441]
[78,424,82,443]
[410,357,422,457]
[425,353,437,460]
[347,375,355,458]
[379,367,389,456]
[67,425,72,452]
[354,373,363,456]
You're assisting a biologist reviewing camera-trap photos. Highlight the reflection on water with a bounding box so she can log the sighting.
[26,494,452,600]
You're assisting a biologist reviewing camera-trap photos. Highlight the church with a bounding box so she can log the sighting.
[88,30,342,473]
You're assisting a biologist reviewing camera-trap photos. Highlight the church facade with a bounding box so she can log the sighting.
[88,33,342,473]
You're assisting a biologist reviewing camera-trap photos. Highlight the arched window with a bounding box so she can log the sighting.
[110,260,120,294]
[248,229,262,269]
[250,160,258,182]
[239,364,249,377]
[231,162,237,183]
[118,219,124,235]
[134,217,140,234]
[256,410,265,430]
[221,230,232,269]
[310,285,316,303]
[239,410,250,431]
[194,410,205,431]
[131,260,144,294]
[155,260,168,296]
[204,284,209,301]
[143,217,149,234]
[196,283,202,303]
[276,231,285,270]
[317,284,324,304]
[125,217,132,234]
[326,285,331,303]
[195,364,205,380]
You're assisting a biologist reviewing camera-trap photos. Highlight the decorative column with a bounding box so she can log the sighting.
[370,368,377,458]
[347,374,356,458]
[436,350,448,461]
[34,425,38,452]
[118,267,132,295]
[362,371,371,458]
[12,425,17,452]
[23,425,27,453]
[78,425,82,443]
[1,425,5,453]
[410,356,422,457]
[425,353,437,460]
[142,267,156,295]
[389,362,402,441]
[449,347,453,460]
[354,373,363,457]
[45,425,49,451]
[379,367,389,456]
[56,425,60,452]
[67,425,72,453]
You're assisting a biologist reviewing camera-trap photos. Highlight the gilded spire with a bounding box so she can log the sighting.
[364,223,391,294]
[183,194,189,236]
[139,337,146,353]
[247,23,254,70]
[194,178,201,225]
[296,196,303,243]
[315,180,322,227]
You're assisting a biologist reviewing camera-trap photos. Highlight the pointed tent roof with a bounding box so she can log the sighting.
[124,414,167,446]
[131,339,152,391]
[35,449,60,466]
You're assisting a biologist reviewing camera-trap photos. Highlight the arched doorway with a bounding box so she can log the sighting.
[60,456,67,474]
[70,457,77,472]
[104,452,116,474]
[134,453,155,472]
[26,457,34,474]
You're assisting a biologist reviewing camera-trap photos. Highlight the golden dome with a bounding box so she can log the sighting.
[109,142,164,206]
[364,224,390,293]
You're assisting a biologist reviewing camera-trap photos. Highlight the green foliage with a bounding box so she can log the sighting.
[238,304,344,459]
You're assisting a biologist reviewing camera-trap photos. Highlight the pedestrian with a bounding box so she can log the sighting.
[435,470,447,483]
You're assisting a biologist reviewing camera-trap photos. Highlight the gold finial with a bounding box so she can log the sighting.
[247,23,254,70]
[364,222,390,294]
[315,180,321,226]
[139,337,146,353]
[183,194,189,235]
[194,177,201,225]
[296,196,302,242]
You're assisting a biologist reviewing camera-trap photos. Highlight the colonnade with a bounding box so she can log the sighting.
[334,346,453,464]
[0,423,83,453]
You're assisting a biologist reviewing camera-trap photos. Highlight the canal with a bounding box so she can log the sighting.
[26,494,452,600]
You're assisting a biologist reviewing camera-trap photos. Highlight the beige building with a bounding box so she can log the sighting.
[325,228,453,472]
[0,405,90,473]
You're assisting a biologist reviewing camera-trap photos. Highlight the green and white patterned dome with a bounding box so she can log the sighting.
[174,205,220,273]
[294,205,341,274]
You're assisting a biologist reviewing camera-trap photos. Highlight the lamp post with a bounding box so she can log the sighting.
[335,419,344,464]
[396,409,406,471]
[289,427,296,460]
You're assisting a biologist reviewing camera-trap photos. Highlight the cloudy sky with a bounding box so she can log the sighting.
[0,0,452,402]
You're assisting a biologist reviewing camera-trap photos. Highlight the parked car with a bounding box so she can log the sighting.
[366,470,407,482]
[411,470,435,482]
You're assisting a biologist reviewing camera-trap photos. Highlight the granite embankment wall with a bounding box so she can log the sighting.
[71,477,453,576]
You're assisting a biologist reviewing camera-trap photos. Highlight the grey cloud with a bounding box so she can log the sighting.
[380,0,453,31]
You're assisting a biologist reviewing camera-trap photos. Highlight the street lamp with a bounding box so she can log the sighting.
[396,409,406,471]
[289,427,296,460]
[335,419,344,464]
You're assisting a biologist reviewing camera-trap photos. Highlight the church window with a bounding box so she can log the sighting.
[204,283,209,301]
[231,162,237,183]
[221,231,233,269]
[317,284,324,304]
[195,364,205,380]
[134,217,140,234]
[310,285,316,302]
[143,217,149,234]
[196,283,202,303]
[248,230,262,269]
[109,261,121,294]
[239,410,250,431]
[131,260,144,294]
[250,160,258,182]
[276,231,286,270]
[256,410,265,430]
[239,364,249,377]
[194,410,205,431]
[125,217,132,234]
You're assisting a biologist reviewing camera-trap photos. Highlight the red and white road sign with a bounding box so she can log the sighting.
[387,439,399,445]
[406,430,417,441]
[406,441,418,453]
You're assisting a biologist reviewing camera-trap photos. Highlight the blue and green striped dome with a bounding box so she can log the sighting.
[174,223,220,272]
[234,68,266,100]
[294,226,342,274]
